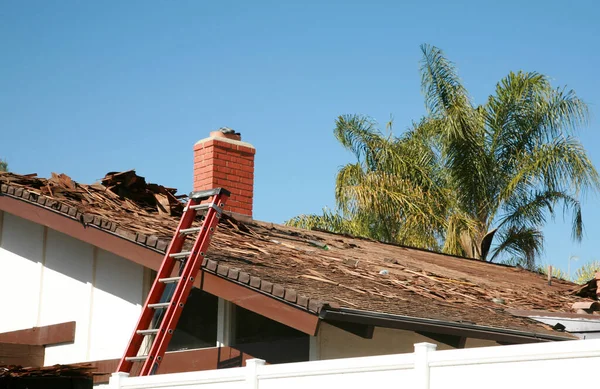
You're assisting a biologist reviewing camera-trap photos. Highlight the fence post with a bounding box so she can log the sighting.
[245,358,266,389]
[414,342,437,389]
[108,372,130,389]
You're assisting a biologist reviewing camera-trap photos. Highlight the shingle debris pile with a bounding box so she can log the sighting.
[0,363,96,378]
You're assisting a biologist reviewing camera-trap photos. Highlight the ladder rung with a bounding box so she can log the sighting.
[137,329,160,336]
[159,276,181,284]
[125,355,148,362]
[148,302,170,309]
[179,227,202,235]
[189,203,222,214]
[169,251,191,259]
[190,188,231,201]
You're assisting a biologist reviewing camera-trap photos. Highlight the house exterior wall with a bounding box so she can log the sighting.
[0,210,146,365]
[312,323,498,360]
[313,323,454,360]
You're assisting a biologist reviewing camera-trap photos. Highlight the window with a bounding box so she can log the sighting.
[167,288,218,351]
[233,306,308,363]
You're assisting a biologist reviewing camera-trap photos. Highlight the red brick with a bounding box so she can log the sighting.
[194,179,212,188]
[235,158,250,167]
[237,145,256,154]
[237,164,253,173]
[194,166,214,175]
[215,178,233,187]
[212,158,227,167]
[215,165,233,174]
[237,182,252,191]
[237,199,253,207]
[238,177,254,186]
[201,139,216,148]
[214,151,230,160]
[193,174,211,182]
[213,140,236,150]
[239,153,254,161]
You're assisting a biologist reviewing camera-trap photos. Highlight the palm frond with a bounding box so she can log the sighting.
[333,114,385,166]
[574,261,600,284]
[284,209,359,236]
[489,227,544,269]
[420,44,471,118]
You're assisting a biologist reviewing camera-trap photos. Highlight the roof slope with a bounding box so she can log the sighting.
[0,170,590,338]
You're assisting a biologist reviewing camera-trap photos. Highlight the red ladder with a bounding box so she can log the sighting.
[116,188,230,376]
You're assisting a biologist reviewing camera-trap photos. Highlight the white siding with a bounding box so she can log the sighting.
[0,211,146,365]
[0,211,44,332]
[88,249,143,360]
[40,229,95,364]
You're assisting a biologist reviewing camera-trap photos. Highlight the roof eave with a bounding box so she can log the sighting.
[319,307,576,344]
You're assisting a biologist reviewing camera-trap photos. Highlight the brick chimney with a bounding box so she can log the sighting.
[193,128,255,219]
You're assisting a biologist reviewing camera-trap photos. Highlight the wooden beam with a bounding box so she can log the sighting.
[0,322,76,346]
[417,331,466,348]
[200,271,320,336]
[326,320,374,339]
[0,343,44,366]
[89,346,255,384]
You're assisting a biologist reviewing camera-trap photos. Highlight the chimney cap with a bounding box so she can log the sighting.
[206,127,242,141]
[218,127,240,136]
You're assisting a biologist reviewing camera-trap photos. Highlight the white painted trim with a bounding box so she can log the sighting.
[216,298,235,347]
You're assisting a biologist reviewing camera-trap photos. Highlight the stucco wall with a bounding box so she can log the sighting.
[313,323,498,360]
[313,323,452,360]
[0,210,146,364]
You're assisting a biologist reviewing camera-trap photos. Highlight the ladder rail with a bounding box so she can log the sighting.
[139,197,225,375]
[116,189,229,376]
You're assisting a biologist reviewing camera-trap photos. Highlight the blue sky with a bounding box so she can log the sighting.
[1,1,599,276]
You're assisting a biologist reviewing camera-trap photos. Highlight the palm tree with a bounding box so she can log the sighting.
[0,159,7,172]
[287,45,599,268]
[573,261,600,284]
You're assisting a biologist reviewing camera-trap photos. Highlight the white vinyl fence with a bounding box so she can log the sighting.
[107,339,600,389]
